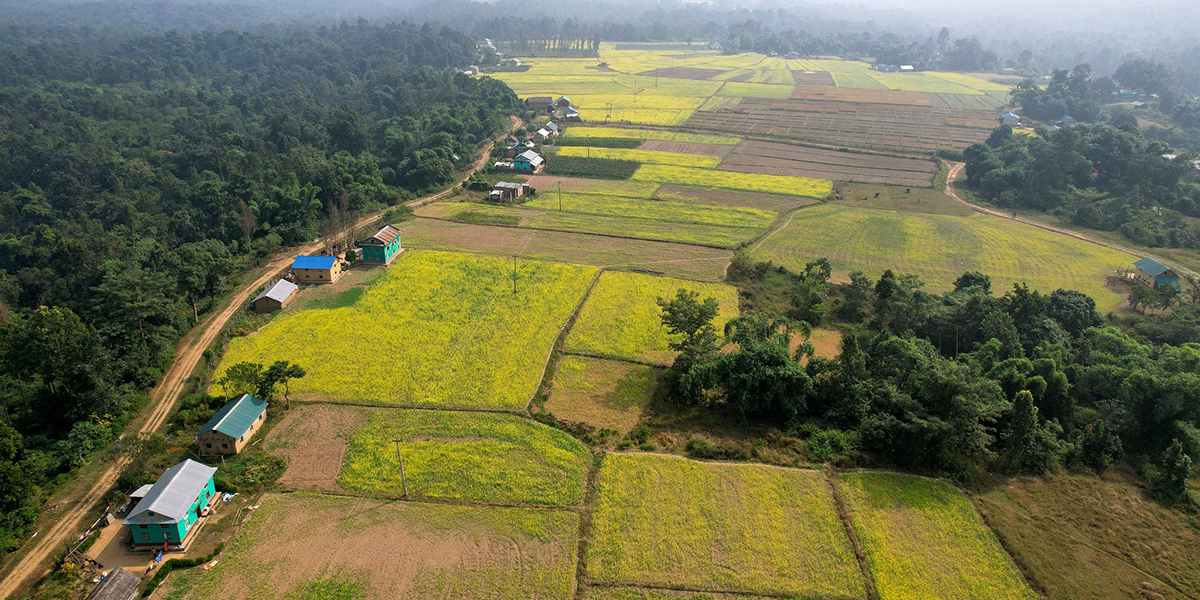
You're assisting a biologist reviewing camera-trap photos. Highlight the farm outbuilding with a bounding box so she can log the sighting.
[1000,112,1020,126]
[123,459,217,548]
[84,568,140,600]
[562,107,580,120]
[526,97,554,112]
[293,255,343,284]
[196,393,269,456]
[360,225,403,265]
[1133,257,1181,290]
[252,279,298,313]
[555,96,571,108]
[490,181,529,202]
[514,150,544,172]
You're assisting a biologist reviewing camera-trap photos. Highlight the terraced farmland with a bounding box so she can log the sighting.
[215,251,596,409]
[749,203,1130,312]
[839,472,1036,600]
[720,140,937,186]
[631,163,832,197]
[588,454,864,598]
[567,271,740,364]
[160,493,580,600]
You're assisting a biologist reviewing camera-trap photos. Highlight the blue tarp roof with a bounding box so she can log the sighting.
[1134,257,1173,277]
[198,394,268,439]
[293,255,337,270]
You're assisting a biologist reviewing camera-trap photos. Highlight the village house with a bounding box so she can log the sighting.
[292,255,343,284]
[513,149,544,172]
[784,51,800,59]
[876,64,897,72]
[899,64,915,72]
[123,459,217,549]
[251,279,298,313]
[196,393,269,456]
[533,127,552,141]
[1000,112,1021,126]
[545,121,559,135]
[562,106,580,120]
[555,96,571,109]
[490,181,529,202]
[359,225,403,265]
[1118,89,1141,99]
[526,96,554,112]
[1133,257,1181,290]
[1131,101,1146,109]
[463,65,480,76]
[708,42,722,51]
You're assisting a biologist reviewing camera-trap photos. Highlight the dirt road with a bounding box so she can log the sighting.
[0,124,512,599]
[943,162,1197,278]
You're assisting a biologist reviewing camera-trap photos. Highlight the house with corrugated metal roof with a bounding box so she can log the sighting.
[513,150,544,172]
[123,459,217,548]
[196,394,269,456]
[360,225,403,265]
[252,279,298,313]
[1133,257,1181,290]
[293,255,342,284]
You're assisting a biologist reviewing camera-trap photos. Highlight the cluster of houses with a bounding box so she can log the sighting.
[493,118,559,173]
[525,95,579,120]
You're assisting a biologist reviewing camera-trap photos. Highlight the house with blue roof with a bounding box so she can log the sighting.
[1000,112,1020,126]
[197,393,269,456]
[123,459,217,548]
[293,254,343,284]
[1133,257,1181,291]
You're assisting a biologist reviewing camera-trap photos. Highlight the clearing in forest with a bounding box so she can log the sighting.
[159,493,580,600]
[215,251,596,409]
[566,271,740,365]
[587,453,865,598]
[750,203,1129,312]
[839,472,1036,600]
[547,356,659,433]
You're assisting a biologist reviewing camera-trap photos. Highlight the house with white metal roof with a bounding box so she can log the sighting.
[513,149,544,172]
[196,394,269,456]
[123,459,217,548]
[252,279,298,313]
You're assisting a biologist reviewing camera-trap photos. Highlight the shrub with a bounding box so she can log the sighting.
[140,543,225,598]
[544,155,639,179]
[685,437,751,460]
[803,428,858,462]
[554,137,644,149]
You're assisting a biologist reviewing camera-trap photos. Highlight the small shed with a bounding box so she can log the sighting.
[899,65,915,71]
[513,150,544,172]
[490,181,529,202]
[1000,112,1021,126]
[123,459,217,548]
[251,279,298,313]
[1045,125,1061,133]
[1133,257,1181,290]
[1054,115,1076,127]
[196,393,269,456]
[533,127,552,140]
[360,225,403,265]
[293,255,342,284]
[545,122,560,134]
[85,568,140,600]
[562,107,581,121]
[555,96,571,108]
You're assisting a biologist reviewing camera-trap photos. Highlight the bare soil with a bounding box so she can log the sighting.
[266,404,368,492]
[548,357,660,434]
[636,140,733,157]
[720,140,936,186]
[789,85,932,106]
[653,185,814,212]
[790,71,835,86]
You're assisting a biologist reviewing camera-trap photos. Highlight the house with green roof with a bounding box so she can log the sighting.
[123,459,217,548]
[1133,257,1181,291]
[196,393,269,456]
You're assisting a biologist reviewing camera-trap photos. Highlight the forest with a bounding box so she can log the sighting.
[0,21,520,552]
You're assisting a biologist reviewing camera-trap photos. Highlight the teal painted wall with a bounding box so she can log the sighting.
[362,237,401,264]
[130,476,216,545]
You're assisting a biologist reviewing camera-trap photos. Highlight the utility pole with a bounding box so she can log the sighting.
[393,439,408,497]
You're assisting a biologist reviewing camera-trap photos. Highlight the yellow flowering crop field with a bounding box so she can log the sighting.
[749,203,1130,312]
[215,251,596,409]
[839,472,1037,600]
[567,271,739,365]
[553,146,722,168]
[562,126,740,145]
[632,164,833,198]
[588,454,865,598]
[522,191,776,229]
[340,409,591,506]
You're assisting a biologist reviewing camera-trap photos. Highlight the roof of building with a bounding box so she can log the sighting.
[1134,257,1174,277]
[545,122,559,132]
[495,181,524,190]
[293,255,338,270]
[85,568,141,600]
[1001,112,1019,119]
[526,96,553,104]
[536,128,550,137]
[1131,101,1146,107]
[556,95,570,102]
[253,279,297,304]
[1045,125,1061,132]
[563,107,579,115]
[123,460,217,525]
[517,150,544,166]
[131,484,154,498]
[198,394,268,440]
[900,64,914,70]
[366,224,402,246]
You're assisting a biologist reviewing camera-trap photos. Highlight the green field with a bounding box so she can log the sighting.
[523,192,777,229]
[751,203,1130,312]
[632,164,832,198]
[215,251,596,409]
[553,146,722,168]
[160,493,580,600]
[839,472,1036,600]
[588,454,864,598]
[340,409,591,505]
[567,271,740,364]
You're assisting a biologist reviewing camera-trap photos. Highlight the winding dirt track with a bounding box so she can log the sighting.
[0,124,513,599]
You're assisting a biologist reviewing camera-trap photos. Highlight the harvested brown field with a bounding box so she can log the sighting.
[791,71,835,86]
[789,85,932,105]
[265,404,366,492]
[638,67,726,80]
[549,356,659,433]
[399,218,731,281]
[160,493,580,599]
[654,185,815,212]
[725,72,755,83]
[974,471,1200,599]
[686,98,994,152]
[636,140,733,157]
[720,140,936,186]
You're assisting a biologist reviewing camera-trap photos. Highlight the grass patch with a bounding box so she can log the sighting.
[340,409,591,505]
[548,356,659,433]
[303,286,366,310]
[554,136,644,148]
[450,209,521,226]
[588,454,864,598]
[567,271,740,364]
[839,472,1036,600]
[545,155,641,179]
[215,251,596,409]
[834,182,974,216]
[555,146,723,168]
[632,164,832,198]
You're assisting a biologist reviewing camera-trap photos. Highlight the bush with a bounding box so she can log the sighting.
[213,451,286,494]
[803,428,858,462]
[140,543,225,598]
[450,210,520,226]
[544,155,639,179]
[685,437,751,461]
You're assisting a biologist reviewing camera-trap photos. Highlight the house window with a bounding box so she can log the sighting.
[161,524,168,529]
[205,443,212,449]
[221,443,228,449]
[140,525,147,529]
[141,533,149,542]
